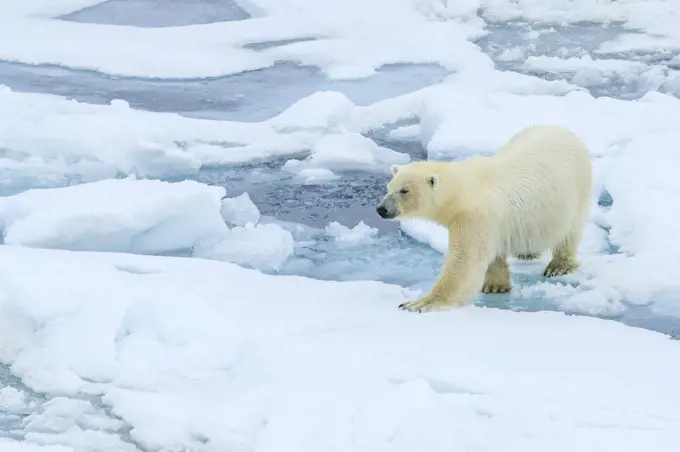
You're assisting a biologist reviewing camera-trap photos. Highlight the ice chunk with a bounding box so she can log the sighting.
[523,55,649,85]
[326,220,378,244]
[268,91,355,132]
[220,193,261,226]
[522,55,667,95]
[388,124,421,141]
[400,219,447,254]
[496,46,527,62]
[596,32,680,55]
[440,68,582,96]
[294,168,340,184]
[0,386,25,411]
[24,397,125,433]
[0,88,228,180]
[194,222,295,272]
[282,132,410,174]
[0,88,361,182]
[414,0,483,23]
[0,178,227,254]
[524,55,647,74]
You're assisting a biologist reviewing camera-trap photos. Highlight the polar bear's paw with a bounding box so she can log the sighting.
[481,282,511,294]
[398,297,438,313]
[542,256,577,277]
[398,293,467,313]
[398,295,447,313]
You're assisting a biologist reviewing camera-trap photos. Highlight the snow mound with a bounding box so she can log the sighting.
[0,178,226,254]
[0,246,678,452]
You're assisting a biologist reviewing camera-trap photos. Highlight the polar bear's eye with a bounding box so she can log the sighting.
[399,188,409,195]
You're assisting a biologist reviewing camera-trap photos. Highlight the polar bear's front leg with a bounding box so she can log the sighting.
[399,253,487,312]
[399,225,489,313]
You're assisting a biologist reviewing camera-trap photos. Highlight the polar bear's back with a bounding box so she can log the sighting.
[493,124,591,194]
[497,124,588,160]
[483,125,592,254]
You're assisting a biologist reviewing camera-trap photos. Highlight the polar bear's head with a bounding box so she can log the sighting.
[376,162,441,221]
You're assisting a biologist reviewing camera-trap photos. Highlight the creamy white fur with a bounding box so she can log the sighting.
[378,124,592,312]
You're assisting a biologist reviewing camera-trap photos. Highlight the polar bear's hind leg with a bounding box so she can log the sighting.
[482,256,511,293]
[542,220,585,277]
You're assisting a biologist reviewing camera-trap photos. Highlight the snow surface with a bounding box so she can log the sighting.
[2,0,680,451]
[1,246,680,452]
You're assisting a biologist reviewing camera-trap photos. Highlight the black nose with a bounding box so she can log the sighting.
[377,205,388,218]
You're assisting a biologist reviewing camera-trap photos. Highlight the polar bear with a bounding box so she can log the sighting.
[376,124,592,313]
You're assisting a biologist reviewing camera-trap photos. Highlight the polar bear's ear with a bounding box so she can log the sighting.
[428,175,438,188]
[391,164,402,176]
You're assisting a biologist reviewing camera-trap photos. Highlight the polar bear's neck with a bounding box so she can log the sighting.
[432,157,498,226]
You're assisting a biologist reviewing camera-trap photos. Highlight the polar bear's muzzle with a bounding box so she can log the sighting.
[376,195,399,220]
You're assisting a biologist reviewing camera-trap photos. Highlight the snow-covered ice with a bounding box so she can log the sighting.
[0,87,421,186]
[0,178,226,254]
[2,0,680,450]
[0,0,491,79]
[1,246,680,452]
[0,177,297,272]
